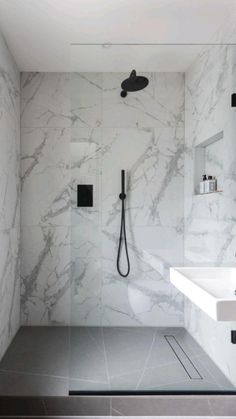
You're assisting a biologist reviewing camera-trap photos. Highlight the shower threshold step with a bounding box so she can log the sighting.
[0,395,236,416]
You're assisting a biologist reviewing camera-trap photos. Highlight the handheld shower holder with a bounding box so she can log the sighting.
[119,192,126,200]
[117,169,130,277]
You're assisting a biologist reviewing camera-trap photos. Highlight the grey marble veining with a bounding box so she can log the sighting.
[20,71,185,327]
[0,229,20,359]
[19,59,236,403]
[21,226,71,325]
[184,44,236,386]
[0,32,20,360]
[21,72,71,128]
[102,73,184,129]
[21,126,71,226]
[70,72,185,327]
[70,73,102,128]
[20,72,72,325]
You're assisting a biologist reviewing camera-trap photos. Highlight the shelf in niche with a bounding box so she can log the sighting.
[194,130,224,195]
[194,190,223,197]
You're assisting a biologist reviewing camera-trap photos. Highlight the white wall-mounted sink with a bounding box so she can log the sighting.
[170,267,236,321]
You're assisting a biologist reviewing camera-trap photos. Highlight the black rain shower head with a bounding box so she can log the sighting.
[120,70,149,97]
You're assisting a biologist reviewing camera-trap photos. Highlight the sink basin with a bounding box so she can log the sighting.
[170,267,236,321]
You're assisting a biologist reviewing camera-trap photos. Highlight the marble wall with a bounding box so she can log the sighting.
[20,73,71,325]
[21,71,185,326]
[184,44,236,385]
[11,42,236,385]
[0,32,20,358]
[70,72,185,326]
[17,50,236,386]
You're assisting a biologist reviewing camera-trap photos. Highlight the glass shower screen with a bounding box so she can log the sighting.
[68,43,236,394]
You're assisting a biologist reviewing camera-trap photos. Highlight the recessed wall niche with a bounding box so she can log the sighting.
[194,131,224,195]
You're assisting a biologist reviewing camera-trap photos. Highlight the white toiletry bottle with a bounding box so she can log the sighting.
[204,175,210,193]
[207,176,215,192]
[213,176,217,191]
[200,175,207,194]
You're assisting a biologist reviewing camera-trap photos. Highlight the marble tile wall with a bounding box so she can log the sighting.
[0,32,20,358]
[70,72,185,326]
[21,71,185,326]
[184,44,236,385]
[20,73,71,325]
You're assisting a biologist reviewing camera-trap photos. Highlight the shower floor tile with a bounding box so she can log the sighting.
[69,327,234,393]
[0,326,234,395]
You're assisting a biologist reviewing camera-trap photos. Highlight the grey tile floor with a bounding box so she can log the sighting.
[0,327,234,395]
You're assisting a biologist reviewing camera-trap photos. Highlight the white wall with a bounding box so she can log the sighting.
[0,31,20,358]
[184,44,236,385]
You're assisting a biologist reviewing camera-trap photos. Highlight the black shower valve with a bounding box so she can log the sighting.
[231,330,236,344]
[77,184,93,207]
[231,93,236,107]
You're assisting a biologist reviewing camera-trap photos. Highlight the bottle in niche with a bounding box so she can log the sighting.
[199,174,207,194]
[213,176,217,191]
[204,176,210,193]
[207,175,216,193]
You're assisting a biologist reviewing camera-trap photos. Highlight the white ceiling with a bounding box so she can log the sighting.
[70,44,204,72]
[0,0,235,72]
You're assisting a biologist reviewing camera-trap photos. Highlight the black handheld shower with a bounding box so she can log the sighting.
[120,170,126,200]
[117,170,130,277]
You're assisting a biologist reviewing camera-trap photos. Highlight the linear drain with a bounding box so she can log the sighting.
[164,335,203,380]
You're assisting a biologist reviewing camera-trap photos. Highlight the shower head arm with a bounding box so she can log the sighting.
[130,69,136,78]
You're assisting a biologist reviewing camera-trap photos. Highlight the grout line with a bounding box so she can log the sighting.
[109,360,178,380]
[42,397,49,415]
[192,353,234,390]
[0,368,68,380]
[134,378,220,391]
[101,327,111,390]
[70,378,109,384]
[111,406,124,416]
[109,397,112,416]
[86,327,105,354]
[207,397,216,416]
[135,329,157,389]
[0,368,107,384]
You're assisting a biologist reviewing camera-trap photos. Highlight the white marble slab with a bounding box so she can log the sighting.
[0,228,20,360]
[21,73,71,127]
[21,70,185,327]
[102,72,184,129]
[21,127,71,226]
[184,44,236,385]
[0,32,20,359]
[21,226,71,325]
[71,73,102,128]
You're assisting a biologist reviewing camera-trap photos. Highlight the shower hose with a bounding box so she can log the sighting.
[116,170,130,277]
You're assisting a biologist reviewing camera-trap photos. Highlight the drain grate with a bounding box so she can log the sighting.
[164,335,203,380]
